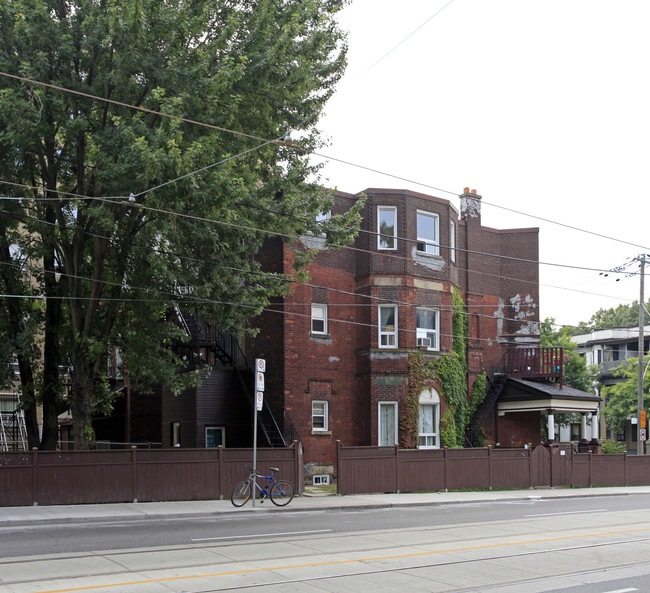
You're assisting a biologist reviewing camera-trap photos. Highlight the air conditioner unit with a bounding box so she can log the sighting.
[417,337,431,348]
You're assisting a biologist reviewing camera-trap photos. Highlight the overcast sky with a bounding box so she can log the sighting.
[312,0,650,328]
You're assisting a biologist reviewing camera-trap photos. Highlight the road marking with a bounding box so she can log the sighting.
[191,529,332,542]
[525,509,606,517]
[602,589,637,593]
[33,526,650,593]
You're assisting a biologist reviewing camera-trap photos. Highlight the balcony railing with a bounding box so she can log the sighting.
[505,347,564,387]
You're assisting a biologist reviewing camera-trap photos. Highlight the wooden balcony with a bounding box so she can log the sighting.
[505,347,564,387]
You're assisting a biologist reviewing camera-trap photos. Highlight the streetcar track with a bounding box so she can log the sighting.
[20,528,650,593]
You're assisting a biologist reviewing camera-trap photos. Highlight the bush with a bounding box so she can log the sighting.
[601,439,626,454]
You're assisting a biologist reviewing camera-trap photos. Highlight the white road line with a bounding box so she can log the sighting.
[191,529,332,542]
[602,588,637,593]
[525,509,606,517]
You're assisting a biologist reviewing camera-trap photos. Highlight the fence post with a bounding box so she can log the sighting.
[444,447,448,492]
[336,440,342,495]
[625,452,628,486]
[31,448,38,506]
[395,446,400,494]
[217,445,223,500]
[131,446,138,503]
[488,447,492,490]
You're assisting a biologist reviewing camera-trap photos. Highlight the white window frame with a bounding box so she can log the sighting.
[416,308,439,351]
[379,305,398,348]
[205,426,225,448]
[311,303,327,335]
[377,206,397,250]
[450,220,456,262]
[416,210,440,255]
[312,400,328,431]
[418,389,440,449]
[378,402,398,446]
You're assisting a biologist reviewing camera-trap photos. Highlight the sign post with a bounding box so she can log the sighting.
[252,359,265,507]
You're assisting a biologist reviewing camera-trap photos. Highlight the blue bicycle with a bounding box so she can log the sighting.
[231,464,294,507]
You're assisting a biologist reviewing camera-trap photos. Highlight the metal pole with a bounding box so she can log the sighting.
[252,399,257,508]
[638,255,646,455]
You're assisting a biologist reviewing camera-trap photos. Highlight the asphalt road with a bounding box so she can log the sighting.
[2,494,650,592]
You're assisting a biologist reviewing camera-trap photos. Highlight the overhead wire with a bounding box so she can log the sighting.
[1,69,647,252]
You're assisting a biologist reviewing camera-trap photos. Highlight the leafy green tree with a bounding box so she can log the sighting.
[0,0,361,449]
[573,300,649,333]
[601,356,650,433]
[539,317,599,392]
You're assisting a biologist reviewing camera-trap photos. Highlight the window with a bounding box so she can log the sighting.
[316,210,331,223]
[378,206,397,250]
[416,211,439,255]
[311,304,327,334]
[418,389,440,448]
[312,401,328,431]
[378,402,398,446]
[450,221,456,262]
[171,422,181,447]
[379,305,397,348]
[416,308,439,350]
[205,426,225,448]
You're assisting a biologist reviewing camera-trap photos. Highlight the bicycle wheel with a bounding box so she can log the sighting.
[231,480,251,507]
[270,480,294,506]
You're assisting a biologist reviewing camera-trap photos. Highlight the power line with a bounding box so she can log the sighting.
[2,69,648,252]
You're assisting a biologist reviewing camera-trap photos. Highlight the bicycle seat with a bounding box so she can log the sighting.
[269,467,280,473]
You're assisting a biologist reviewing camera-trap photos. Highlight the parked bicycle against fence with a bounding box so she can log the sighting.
[230,465,294,507]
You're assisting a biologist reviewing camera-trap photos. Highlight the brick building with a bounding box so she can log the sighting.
[248,187,545,468]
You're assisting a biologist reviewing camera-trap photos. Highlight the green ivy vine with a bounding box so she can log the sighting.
[403,287,486,448]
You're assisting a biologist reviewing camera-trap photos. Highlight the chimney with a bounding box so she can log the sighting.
[460,187,482,221]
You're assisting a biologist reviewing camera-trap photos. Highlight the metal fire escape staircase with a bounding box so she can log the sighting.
[0,392,28,452]
[465,373,507,448]
[176,309,297,447]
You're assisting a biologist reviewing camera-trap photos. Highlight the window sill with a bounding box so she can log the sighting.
[310,333,332,340]
[311,430,332,436]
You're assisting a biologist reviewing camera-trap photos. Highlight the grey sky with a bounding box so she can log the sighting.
[313,0,650,327]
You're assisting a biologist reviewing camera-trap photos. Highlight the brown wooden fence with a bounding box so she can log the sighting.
[0,444,303,507]
[336,443,650,494]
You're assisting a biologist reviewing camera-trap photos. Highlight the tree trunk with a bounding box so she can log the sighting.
[70,356,94,450]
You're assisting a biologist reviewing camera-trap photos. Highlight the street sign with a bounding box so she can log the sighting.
[256,391,264,411]
[641,428,647,442]
[256,372,265,392]
[255,358,266,373]
[642,410,647,427]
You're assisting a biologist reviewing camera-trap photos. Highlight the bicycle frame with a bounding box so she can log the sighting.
[231,464,294,507]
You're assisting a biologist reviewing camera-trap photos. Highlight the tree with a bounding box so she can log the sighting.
[573,300,650,333]
[0,0,361,449]
[539,317,599,392]
[601,356,650,432]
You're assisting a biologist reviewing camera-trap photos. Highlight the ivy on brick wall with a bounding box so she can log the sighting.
[404,288,486,448]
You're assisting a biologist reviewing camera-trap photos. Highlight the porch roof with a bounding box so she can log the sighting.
[497,378,601,415]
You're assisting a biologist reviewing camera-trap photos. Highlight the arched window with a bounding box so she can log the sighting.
[418,388,440,448]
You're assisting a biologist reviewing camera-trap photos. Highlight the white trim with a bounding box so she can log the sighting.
[418,388,440,449]
[377,206,397,250]
[379,304,398,348]
[378,401,398,446]
[416,307,439,351]
[205,426,225,448]
[312,400,328,431]
[311,303,327,335]
[416,210,439,255]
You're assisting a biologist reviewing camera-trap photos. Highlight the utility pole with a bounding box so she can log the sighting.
[637,254,648,455]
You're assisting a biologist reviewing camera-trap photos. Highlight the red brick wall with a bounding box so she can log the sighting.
[251,189,541,465]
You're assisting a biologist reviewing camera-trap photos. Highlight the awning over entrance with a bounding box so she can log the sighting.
[498,378,600,415]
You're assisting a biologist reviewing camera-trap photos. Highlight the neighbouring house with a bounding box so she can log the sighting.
[247,187,602,476]
[572,324,650,453]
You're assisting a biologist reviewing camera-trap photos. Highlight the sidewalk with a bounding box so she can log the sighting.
[3,485,650,527]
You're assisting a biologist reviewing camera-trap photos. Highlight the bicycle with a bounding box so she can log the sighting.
[230,464,294,507]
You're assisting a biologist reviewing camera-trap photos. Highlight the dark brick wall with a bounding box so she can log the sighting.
[252,189,541,465]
